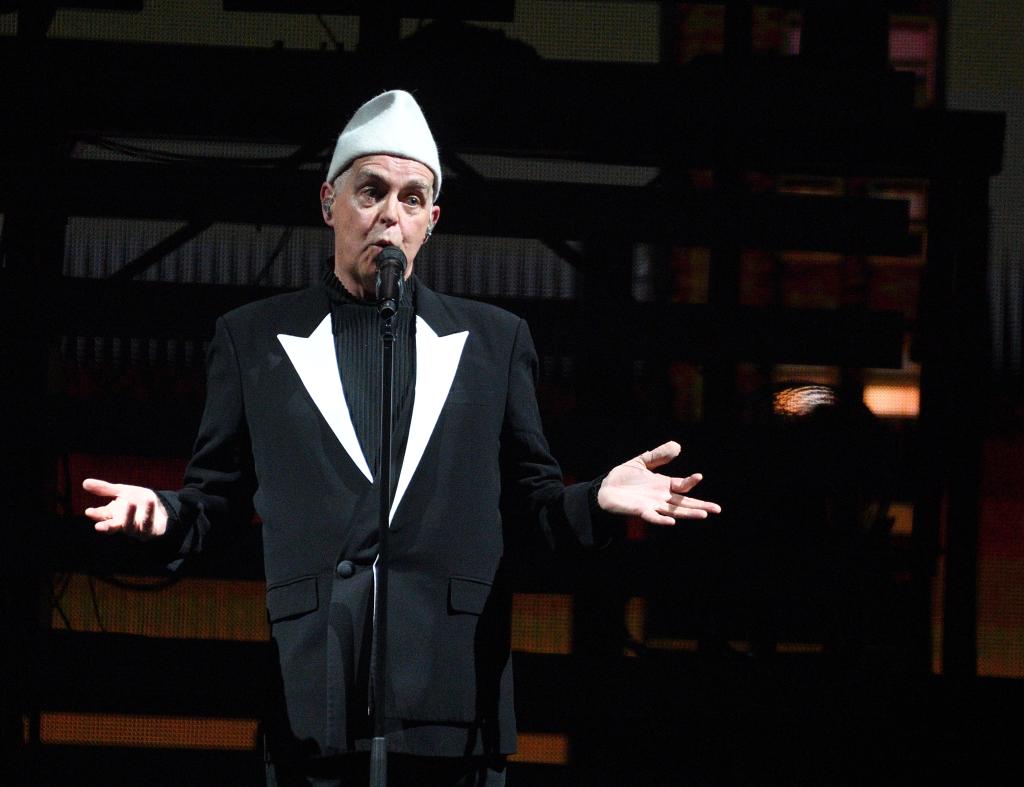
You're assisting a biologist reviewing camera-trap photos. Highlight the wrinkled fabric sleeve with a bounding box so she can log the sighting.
[499,318,617,550]
[155,316,256,568]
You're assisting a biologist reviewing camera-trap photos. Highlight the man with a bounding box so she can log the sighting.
[83,90,720,786]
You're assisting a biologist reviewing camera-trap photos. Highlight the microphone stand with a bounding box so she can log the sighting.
[369,307,396,787]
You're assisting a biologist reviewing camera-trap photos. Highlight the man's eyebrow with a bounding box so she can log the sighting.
[353,167,388,182]
[353,169,429,192]
[405,178,430,193]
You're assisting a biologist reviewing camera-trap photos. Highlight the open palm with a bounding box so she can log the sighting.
[597,441,721,526]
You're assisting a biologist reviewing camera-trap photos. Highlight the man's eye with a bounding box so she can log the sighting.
[359,186,379,200]
[405,195,421,207]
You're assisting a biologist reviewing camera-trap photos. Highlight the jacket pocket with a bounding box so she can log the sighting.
[266,575,319,623]
[447,575,492,615]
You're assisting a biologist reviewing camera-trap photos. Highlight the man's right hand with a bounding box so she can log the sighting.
[82,478,169,540]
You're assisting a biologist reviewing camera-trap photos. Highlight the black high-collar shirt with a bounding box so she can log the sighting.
[322,264,416,480]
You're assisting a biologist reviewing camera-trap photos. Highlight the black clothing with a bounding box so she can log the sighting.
[158,276,607,777]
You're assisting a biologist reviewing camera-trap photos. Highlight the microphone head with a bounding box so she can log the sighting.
[375,246,407,319]
[374,245,407,273]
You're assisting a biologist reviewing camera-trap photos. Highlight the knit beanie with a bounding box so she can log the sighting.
[326,90,442,199]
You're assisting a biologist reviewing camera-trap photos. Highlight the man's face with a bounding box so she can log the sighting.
[321,154,440,299]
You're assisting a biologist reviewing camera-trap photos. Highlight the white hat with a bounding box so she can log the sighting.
[326,90,442,199]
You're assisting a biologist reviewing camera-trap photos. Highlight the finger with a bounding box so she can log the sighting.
[95,502,135,534]
[639,441,681,471]
[139,498,155,537]
[92,502,128,533]
[84,504,114,523]
[665,505,711,520]
[640,508,678,527]
[93,518,124,532]
[678,510,709,520]
[666,494,722,515]
[669,473,703,494]
[123,502,138,533]
[82,478,122,498]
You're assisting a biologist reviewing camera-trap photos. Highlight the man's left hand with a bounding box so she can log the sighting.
[597,441,721,526]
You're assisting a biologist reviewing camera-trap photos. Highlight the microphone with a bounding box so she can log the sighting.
[375,246,407,319]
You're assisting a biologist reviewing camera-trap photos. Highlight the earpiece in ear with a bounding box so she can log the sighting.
[424,223,434,242]
[322,195,334,218]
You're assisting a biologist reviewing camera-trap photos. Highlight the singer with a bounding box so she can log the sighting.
[82,90,720,786]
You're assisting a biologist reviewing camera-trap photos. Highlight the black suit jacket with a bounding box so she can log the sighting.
[159,278,604,761]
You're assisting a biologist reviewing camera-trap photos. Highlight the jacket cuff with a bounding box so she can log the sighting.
[586,474,622,549]
[150,490,187,571]
[562,474,619,550]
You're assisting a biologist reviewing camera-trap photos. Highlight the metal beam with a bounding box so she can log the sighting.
[3,160,919,254]
[0,39,1004,176]
[54,277,906,368]
[222,1,514,20]
[106,139,331,279]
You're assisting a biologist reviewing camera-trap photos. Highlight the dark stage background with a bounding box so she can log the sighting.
[2,1,1022,784]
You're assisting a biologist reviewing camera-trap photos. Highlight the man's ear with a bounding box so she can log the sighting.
[430,203,440,229]
[320,182,335,224]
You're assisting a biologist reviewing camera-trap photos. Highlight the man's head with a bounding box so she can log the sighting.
[321,90,441,298]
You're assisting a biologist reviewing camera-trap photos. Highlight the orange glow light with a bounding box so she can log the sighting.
[863,384,920,418]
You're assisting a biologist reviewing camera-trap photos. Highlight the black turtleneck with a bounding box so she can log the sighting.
[321,264,416,481]
[322,266,494,755]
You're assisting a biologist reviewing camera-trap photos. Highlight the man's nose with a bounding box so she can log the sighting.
[378,193,400,225]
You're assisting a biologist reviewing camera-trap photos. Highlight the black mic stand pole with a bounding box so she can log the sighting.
[370,308,396,787]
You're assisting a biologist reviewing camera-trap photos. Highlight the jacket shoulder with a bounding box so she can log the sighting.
[417,283,524,337]
[442,293,521,323]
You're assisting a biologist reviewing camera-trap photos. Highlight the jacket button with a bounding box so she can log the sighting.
[335,560,356,579]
